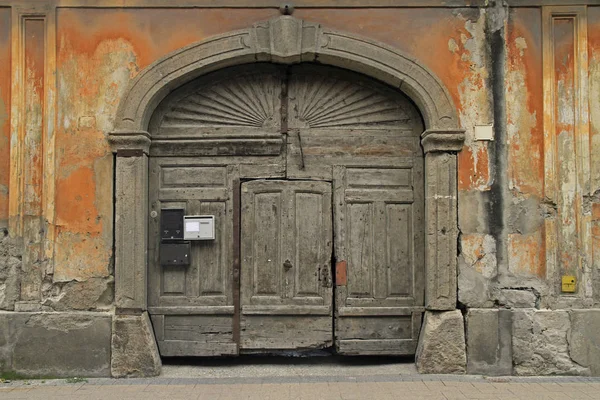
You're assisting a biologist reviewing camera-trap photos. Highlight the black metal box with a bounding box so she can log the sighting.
[160,208,184,240]
[159,242,191,266]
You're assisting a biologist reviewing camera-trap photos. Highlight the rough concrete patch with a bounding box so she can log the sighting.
[458,233,496,308]
[458,262,494,308]
[512,309,590,376]
[458,190,491,234]
[111,312,161,378]
[0,232,22,310]
[496,288,538,308]
[507,195,544,235]
[42,276,114,311]
[466,309,512,376]
[8,312,112,377]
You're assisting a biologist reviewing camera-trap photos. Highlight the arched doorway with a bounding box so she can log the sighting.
[146,63,425,356]
[109,15,465,373]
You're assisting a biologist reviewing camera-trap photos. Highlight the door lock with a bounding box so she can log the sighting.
[320,265,332,288]
[283,259,293,270]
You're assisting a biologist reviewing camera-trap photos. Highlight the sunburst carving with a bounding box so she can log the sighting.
[161,72,281,129]
[290,72,411,129]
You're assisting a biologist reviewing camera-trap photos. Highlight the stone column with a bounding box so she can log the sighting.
[109,132,151,312]
[421,129,465,311]
[108,131,161,377]
[417,129,466,374]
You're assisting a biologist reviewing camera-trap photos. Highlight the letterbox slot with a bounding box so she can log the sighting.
[160,242,191,266]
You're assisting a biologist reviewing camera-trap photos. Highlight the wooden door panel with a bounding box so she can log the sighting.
[293,191,331,300]
[240,180,333,351]
[334,165,424,355]
[148,159,237,356]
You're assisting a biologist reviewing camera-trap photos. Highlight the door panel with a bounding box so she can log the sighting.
[148,160,238,356]
[240,180,333,350]
[333,164,424,355]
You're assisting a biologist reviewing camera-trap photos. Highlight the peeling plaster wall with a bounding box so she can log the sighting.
[50,8,279,309]
[589,7,600,304]
[0,3,600,377]
[0,8,10,229]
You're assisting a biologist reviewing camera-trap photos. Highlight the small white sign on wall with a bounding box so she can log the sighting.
[184,215,215,240]
[474,124,494,141]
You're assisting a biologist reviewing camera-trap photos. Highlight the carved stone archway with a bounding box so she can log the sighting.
[108,15,465,376]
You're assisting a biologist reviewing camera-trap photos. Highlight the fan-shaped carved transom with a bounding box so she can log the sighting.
[149,63,423,135]
[288,65,420,130]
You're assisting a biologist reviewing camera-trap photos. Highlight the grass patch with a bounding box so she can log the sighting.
[0,371,29,381]
[65,377,88,384]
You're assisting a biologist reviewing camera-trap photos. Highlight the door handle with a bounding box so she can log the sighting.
[283,259,293,270]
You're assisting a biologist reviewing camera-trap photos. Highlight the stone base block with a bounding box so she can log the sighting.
[466,309,512,375]
[512,309,590,376]
[111,312,161,377]
[0,311,112,377]
[416,310,466,374]
[568,310,600,376]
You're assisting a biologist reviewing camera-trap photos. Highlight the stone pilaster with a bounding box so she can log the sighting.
[109,131,151,311]
[421,129,465,310]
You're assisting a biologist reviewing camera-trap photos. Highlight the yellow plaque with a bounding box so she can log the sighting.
[562,275,576,293]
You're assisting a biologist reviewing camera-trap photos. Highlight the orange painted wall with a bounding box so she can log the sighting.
[506,8,546,279]
[54,7,490,281]
[0,8,10,227]
[589,6,600,298]
[54,8,279,281]
[295,8,492,191]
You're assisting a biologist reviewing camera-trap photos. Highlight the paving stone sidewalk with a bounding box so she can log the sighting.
[2,374,600,399]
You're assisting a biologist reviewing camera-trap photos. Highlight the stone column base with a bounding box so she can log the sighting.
[111,312,161,378]
[416,310,466,374]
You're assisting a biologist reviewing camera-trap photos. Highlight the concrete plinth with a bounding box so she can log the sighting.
[0,312,112,377]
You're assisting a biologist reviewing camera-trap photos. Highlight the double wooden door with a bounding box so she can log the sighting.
[147,63,424,357]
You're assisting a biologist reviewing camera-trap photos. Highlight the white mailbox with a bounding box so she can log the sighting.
[183,215,215,240]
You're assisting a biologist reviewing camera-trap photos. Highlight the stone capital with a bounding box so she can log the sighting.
[108,130,151,154]
[421,129,466,154]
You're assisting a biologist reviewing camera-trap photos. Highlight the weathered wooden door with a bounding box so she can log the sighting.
[147,62,425,357]
[286,65,425,355]
[240,180,333,350]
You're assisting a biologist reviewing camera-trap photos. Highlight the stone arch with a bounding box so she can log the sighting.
[112,16,459,135]
[108,15,466,376]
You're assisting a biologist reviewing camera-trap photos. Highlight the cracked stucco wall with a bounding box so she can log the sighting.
[0,3,599,377]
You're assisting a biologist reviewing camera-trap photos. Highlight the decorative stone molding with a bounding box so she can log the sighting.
[421,129,466,153]
[111,15,460,135]
[108,131,151,154]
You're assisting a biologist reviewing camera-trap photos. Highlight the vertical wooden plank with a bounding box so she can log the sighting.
[199,201,226,295]
[294,191,322,297]
[386,204,412,297]
[412,156,425,304]
[254,191,282,297]
[232,175,241,348]
[347,202,373,297]
[373,201,387,299]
